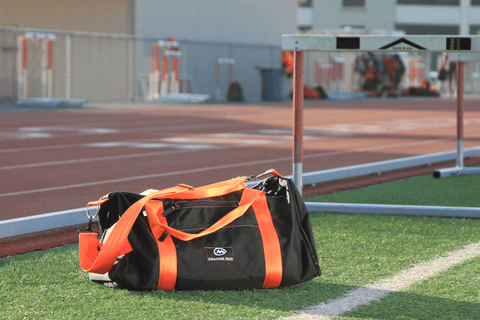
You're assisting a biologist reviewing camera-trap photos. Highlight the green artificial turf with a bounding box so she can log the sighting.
[308,173,480,208]
[340,255,480,320]
[1,174,480,319]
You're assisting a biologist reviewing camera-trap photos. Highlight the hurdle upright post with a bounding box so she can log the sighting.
[293,51,304,196]
[456,61,464,168]
[17,35,28,100]
[41,38,54,98]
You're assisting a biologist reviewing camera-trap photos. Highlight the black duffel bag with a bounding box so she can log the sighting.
[79,169,321,291]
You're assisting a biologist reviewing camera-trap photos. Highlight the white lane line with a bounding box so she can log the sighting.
[163,136,280,145]
[0,156,286,198]
[0,148,215,171]
[85,141,217,150]
[213,133,321,140]
[284,241,480,319]
[19,127,119,134]
[307,118,480,134]
[0,137,464,197]
[0,131,461,173]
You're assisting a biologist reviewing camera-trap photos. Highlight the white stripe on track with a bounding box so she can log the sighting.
[0,157,287,198]
[0,137,464,197]
[0,148,204,171]
[0,136,451,172]
[283,241,480,319]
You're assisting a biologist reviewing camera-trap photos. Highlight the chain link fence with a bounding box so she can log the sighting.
[1,26,282,102]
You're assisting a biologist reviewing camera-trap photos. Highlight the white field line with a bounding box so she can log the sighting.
[282,241,480,320]
[0,137,465,197]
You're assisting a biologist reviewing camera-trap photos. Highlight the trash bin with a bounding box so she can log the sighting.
[258,68,284,101]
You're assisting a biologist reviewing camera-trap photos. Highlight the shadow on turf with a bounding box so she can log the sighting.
[118,280,354,312]
[117,280,480,318]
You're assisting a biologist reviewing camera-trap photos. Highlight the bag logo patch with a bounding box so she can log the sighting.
[213,248,227,256]
[206,247,234,262]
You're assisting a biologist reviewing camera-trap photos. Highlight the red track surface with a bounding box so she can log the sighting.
[2,97,480,222]
[2,97,480,257]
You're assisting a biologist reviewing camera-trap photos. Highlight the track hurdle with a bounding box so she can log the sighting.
[283,34,480,195]
[331,56,345,92]
[148,40,182,100]
[315,59,332,89]
[216,58,235,100]
[17,35,28,100]
[42,37,54,98]
[16,33,55,100]
[433,52,480,178]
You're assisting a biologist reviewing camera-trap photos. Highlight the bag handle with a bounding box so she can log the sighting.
[79,177,249,274]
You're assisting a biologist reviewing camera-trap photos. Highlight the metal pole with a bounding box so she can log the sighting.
[293,51,304,196]
[66,35,72,99]
[182,43,187,93]
[456,61,464,168]
[129,38,134,101]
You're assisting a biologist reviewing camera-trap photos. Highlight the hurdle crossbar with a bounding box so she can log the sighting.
[283,34,480,195]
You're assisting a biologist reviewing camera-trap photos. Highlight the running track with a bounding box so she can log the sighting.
[1,97,480,222]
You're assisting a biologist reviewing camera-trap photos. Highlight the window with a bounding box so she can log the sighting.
[299,0,313,7]
[342,0,365,8]
[471,25,480,35]
[395,23,459,35]
[472,0,480,6]
[396,0,459,5]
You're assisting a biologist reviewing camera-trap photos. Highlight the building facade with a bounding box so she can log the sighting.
[299,0,480,35]
[0,0,297,101]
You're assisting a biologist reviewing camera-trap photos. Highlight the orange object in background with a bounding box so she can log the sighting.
[283,50,324,100]
[282,51,293,76]
[304,85,320,99]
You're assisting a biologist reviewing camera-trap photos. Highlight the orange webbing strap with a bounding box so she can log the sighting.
[151,199,257,242]
[79,185,196,274]
[79,178,248,275]
[145,200,177,291]
[164,177,247,200]
[241,188,283,288]
[87,198,108,206]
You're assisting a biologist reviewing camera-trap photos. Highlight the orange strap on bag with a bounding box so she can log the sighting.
[79,172,284,290]
[79,178,249,274]
[146,188,282,290]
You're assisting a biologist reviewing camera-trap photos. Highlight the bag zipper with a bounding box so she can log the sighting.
[174,200,239,209]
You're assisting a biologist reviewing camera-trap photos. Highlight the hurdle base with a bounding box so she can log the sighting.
[432,166,480,179]
[16,98,86,109]
[305,202,480,218]
[153,93,211,104]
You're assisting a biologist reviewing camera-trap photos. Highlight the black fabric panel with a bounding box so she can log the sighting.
[108,214,159,291]
[97,192,143,231]
[174,224,265,290]
[165,201,256,233]
[253,177,321,287]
